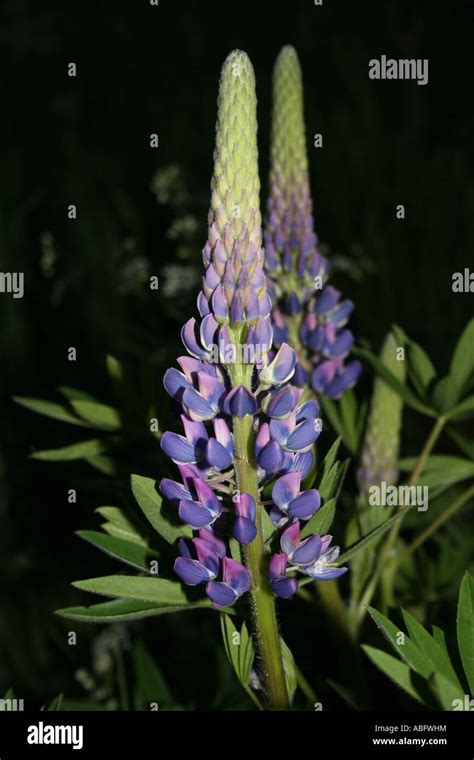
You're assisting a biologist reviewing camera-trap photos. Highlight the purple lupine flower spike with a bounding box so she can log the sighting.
[265,46,361,400]
[160,50,346,618]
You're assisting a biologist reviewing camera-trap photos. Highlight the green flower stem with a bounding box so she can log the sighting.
[232,413,289,710]
[355,415,446,628]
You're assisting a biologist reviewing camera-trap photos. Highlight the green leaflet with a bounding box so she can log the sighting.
[280,638,297,703]
[362,646,424,704]
[368,608,433,678]
[56,598,209,623]
[96,506,149,546]
[401,610,463,690]
[31,439,109,461]
[72,575,204,606]
[13,396,91,427]
[445,319,474,408]
[220,614,261,709]
[457,573,474,695]
[133,640,174,709]
[70,400,121,430]
[77,530,160,573]
[131,474,191,544]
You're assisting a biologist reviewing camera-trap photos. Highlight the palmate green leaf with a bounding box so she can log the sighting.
[56,598,208,623]
[446,319,474,408]
[353,346,436,417]
[13,396,91,427]
[301,498,336,539]
[77,530,160,573]
[131,474,191,544]
[362,646,424,704]
[31,439,109,461]
[337,507,411,565]
[398,455,474,494]
[402,610,463,691]
[368,608,432,678]
[71,400,121,430]
[96,506,149,546]
[457,573,474,695]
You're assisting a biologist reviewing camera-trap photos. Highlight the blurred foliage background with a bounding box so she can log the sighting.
[0,0,472,709]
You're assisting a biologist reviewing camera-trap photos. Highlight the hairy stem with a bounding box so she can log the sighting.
[232,414,289,710]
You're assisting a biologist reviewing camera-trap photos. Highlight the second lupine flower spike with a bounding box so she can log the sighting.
[265,45,361,399]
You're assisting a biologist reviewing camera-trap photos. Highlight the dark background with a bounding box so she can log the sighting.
[0,0,472,708]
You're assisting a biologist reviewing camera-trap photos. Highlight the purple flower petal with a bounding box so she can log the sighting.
[193,537,221,575]
[163,368,190,401]
[280,522,301,555]
[271,577,298,599]
[224,386,257,417]
[233,517,257,545]
[182,387,215,421]
[181,318,208,359]
[258,440,284,473]
[272,472,301,511]
[193,478,221,515]
[198,528,227,558]
[315,285,340,315]
[268,552,288,581]
[264,386,302,419]
[179,499,215,529]
[174,557,214,585]
[288,489,321,519]
[222,557,251,595]
[260,343,296,385]
[305,566,348,581]
[205,438,233,469]
[161,432,198,464]
[285,418,321,452]
[206,581,237,608]
[292,535,322,566]
[159,478,191,505]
